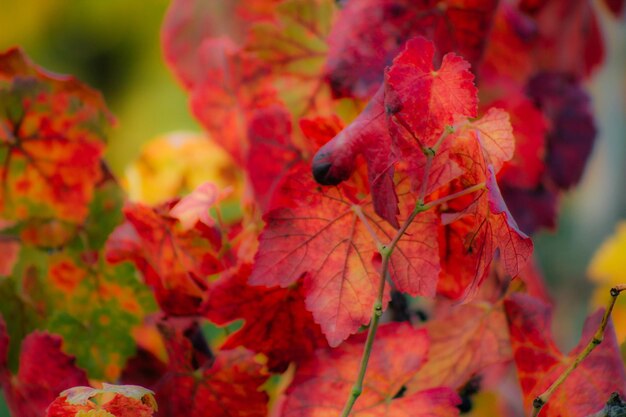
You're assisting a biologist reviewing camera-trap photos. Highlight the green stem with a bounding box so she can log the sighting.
[340,203,427,417]
[531,284,626,417]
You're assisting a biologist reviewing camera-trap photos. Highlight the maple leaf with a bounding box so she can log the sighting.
[385,37,478,149]
[0,319,89,417]
[505,293,626,417]
[250,164,440,346]
[407,301,511,392]
[0,48,113,224]
[154,322,268,417]
[202,264,326,372]
[325,0,498,99]
[280,323,460,416]
[105,202,223,315]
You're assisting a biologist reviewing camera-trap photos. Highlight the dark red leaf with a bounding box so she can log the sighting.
[526,72,597,189]
[202,264,326,372]
[154,323,268,417]
[325,0,498,99]
[0,321,89,417]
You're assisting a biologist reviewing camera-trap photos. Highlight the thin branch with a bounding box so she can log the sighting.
[339,204,427,417]
[531,284,626,417]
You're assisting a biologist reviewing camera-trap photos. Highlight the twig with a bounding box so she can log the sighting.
[531,284,626,417]
[340,204,427,416]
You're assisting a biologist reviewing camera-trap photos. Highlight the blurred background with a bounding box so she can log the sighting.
[0,1,624,415]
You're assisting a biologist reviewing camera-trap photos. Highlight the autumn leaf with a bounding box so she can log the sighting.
[526,72,596,190]
[105,202,223,315]
[154,322,268,417]
[505,293,626,416]
[0,48,113,224]
[407,301,511,392]
[437,164,532,300]
[46,383,157,417]
[0,318,89,417]
[385,37,478,150]
[491,92,547,189]
[123,132,242,207]
[246,104,303,212]
[325,0,498,99]
[244,0,336,116]
[280,322,460,416]
[169,182,232,230]
[250,165,440,346]
[202,264,325,372]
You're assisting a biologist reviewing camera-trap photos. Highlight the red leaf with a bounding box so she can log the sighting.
[154,322,268,417]
[0,48,113,224]
[202,264,326,372]
[246,105,303,212]
[281,323,460,416]
[505,294,626,416]
[492,94,547,189]
[188,38,278,163]
[437,166,532,300]
[485,166,533,277]
[250,165,440,346]
[325,0,497,99]
[0,319,89,417]
[105,203,223,315]
[526,72,596,189]
[386,37,477,148]
[408,301,511,391]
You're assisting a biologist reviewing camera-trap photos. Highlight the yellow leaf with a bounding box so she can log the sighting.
[588,221,626,342]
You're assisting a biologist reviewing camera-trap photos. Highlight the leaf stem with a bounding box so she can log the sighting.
[531,284,626,417]
[422,182,485,211]
[352,205,383,249]
[340,203,427,417]
[418,124,455,204]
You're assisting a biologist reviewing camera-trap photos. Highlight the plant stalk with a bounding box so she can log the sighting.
[339,204,426,417]
[531,284,626,417]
